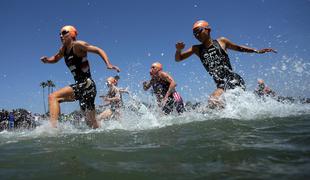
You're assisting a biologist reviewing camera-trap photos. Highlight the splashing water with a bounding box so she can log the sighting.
[1,81,310,180]
[1,88,309,143]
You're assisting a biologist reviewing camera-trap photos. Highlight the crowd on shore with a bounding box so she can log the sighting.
[0,109,37,131]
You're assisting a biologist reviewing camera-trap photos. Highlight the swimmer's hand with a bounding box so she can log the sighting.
[256,48,277,54]
[175,42,185,51]
[107,64,121,72]
[143,81,149,91]
[40,56,49,63]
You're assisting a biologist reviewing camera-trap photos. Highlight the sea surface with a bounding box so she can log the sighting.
[1,91,310,179]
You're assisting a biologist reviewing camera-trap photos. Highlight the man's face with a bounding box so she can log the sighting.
[106,78,117,87]
[59,28,71,44]
[150,65,160,77]
[106,80,113,88]
[193,27,210,43]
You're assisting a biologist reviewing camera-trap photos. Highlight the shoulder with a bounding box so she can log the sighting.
[159,71,173,80]
[59,46,65,55]
[191,44,202,56]
[159,71,169,77]
[73,40,89,47]
[217,37,230,45]
[192,44,201,51]
[73,40,90,53]
[216,37,229,49]
[217,37,228,43]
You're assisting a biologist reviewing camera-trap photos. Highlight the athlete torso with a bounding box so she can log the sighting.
[151,78,171,100]
[64,45,92,83]
[193,39,245,90]
[107,86,123,109]
[195,39,234,83]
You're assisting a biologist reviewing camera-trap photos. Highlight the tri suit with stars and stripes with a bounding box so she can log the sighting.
[151,78,185,114]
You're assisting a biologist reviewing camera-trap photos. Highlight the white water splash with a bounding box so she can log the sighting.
[2,88,309,145]
[222,88,310,119]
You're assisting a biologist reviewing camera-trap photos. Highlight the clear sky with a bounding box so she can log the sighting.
[0,0,309,113]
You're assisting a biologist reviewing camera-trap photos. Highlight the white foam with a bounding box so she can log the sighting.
[221,88,310,120]
[1,90,309,144]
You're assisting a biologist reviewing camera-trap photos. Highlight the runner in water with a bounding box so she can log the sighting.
[41,25,120,128]
[98,76,128,120]
[254,79,276,97]
[175,20,277,108]
[143,62,185,114]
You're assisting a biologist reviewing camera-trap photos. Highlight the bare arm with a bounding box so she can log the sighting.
[76,41,121,72]
[119,88,129,94]
[105,96,121,102]
[218,37,277,54]
[175,42,197,62]
[159,71,176,99]
[40,48,64,64]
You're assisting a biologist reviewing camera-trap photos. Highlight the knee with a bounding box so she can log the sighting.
[48,93,58,103]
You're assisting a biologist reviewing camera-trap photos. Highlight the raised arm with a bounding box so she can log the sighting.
[76,41,121,72]
[175,42,197,62]
[218,37,277,54]
[40,48,64,64]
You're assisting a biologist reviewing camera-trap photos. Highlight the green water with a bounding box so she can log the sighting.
[1,114,310,179]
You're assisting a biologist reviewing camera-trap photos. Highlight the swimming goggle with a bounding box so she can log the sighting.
[59,30,69,36]
[193,27,209,37]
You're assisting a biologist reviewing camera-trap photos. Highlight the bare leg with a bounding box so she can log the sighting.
[84,109,100,129]
[48,86,75,128]
[208,88,225,109]
[98,109,113,121]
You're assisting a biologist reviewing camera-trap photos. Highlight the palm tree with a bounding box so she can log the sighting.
[46,80,56,115]
[50,81,56,93]
[46,80,52,95]
[40,82,47,114]
[46,80,56,93]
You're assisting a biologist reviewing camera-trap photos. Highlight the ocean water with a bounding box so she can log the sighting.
[1,91,310,179]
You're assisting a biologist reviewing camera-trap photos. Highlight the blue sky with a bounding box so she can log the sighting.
[0,0,309,113]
